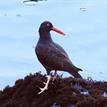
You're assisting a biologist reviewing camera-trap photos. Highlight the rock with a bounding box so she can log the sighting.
[0,72,107,107]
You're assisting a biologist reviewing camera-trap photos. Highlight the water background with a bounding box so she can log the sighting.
[0,0,107,89]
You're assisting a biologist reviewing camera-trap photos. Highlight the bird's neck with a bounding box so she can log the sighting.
[39,32,53,42]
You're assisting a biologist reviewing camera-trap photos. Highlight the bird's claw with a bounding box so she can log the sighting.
[38,85,48,94]
[38,75,52,94]
[52,75,57,82]
[43,82,46,85]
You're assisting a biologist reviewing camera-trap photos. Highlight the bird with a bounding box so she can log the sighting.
[35,21,82,94]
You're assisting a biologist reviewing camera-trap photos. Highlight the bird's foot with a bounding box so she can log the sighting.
[52,75,57,82]
[38,85,48,94]
[38,75,51,94]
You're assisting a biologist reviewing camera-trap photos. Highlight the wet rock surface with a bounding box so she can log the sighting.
[0,72,107,107]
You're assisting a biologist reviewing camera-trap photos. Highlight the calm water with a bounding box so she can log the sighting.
[0,0,107,89]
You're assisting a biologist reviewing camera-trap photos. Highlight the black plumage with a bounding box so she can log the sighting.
[35,21,82,78]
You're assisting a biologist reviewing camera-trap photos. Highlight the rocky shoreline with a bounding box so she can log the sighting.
[0,72,107,107]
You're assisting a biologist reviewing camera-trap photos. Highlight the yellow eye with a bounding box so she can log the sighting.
[47,23,50,27]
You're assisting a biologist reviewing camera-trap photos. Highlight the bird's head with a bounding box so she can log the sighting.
[39,21,65,36]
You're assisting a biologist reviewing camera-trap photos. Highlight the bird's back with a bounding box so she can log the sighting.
[36,40,82,76]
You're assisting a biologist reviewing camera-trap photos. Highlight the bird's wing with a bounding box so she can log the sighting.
[36,42,73,70]
[48,43,73,68]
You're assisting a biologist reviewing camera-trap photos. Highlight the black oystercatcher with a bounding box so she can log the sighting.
[35,21,82,94]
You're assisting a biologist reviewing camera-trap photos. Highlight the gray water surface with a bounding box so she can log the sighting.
[0,0,107,89]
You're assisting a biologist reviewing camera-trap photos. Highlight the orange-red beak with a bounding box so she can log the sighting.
[51,27,65,36]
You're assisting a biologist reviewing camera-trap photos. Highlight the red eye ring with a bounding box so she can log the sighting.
[47,23,50,27]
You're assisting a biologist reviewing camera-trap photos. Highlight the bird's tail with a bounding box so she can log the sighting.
[76,67,83,72]
[69,67,83,79]
[70,71,82,79]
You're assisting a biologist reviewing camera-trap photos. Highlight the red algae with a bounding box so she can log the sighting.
[0,72,107,107]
